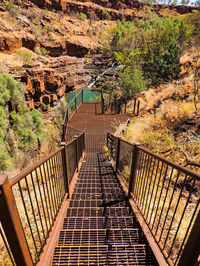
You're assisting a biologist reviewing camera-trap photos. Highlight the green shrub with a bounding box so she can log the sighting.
[15,50,32,66]
[102,10,111,20]
[4,3,19,17]
[34,46,48,56]
[49,24,54,32]
[103,14,193,87]
[40,47,48,56]
[0,73,43,171]
[120,66,146,99]
[77,12,87,20]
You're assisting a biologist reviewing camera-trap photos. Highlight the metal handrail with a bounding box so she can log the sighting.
[107,132,200,181]
[107,132,200,265]
[0,133,85,265]
[9,147,64,187]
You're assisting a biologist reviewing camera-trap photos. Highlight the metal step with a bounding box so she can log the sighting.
[66,207,133,217]
[63,217,137,230]
[58,229,141,246]
[52,245,151,265]
[69,200,129,208]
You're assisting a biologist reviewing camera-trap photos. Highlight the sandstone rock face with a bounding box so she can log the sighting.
[18,56,96,109]
[29,0,65,10]
[28,0,199,19]
[0,0,198,111]
[0,36,22,54]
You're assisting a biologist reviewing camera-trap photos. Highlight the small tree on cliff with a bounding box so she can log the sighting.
[0,73,43,171]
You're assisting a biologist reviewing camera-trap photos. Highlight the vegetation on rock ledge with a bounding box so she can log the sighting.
[0,73,43,171]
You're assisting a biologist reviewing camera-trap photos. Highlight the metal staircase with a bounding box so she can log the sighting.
[52,103,156,265]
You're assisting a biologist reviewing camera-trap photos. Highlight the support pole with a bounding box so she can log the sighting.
[128,145,139,197]
[60,144,70,198]
[178,208,200,266]
[0,175,33,266]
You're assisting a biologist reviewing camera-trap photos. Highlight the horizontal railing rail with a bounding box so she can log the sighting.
[0,133,85,265]
[102,96,140,116]
[64,125,84,144]
[107,132,200,266]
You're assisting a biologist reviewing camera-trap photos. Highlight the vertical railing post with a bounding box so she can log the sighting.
[128,144,140,197]
[62,124,66,142]
[133,98,136,115]
[178,207,200,266]
[0,175,33,266]
[76,138,79,171]
[116,137,121,172]
[60,144,70,198]
[137,100,140,116]
[101,91,104,114]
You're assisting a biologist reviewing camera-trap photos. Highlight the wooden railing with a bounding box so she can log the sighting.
[0,133,85,265]
[107,132,200,266]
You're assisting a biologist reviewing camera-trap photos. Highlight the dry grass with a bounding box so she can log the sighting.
[1,153,65,264]
[117,51,200,262]
[123,97,200,174]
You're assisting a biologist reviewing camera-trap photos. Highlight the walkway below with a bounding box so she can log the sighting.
[52,104,156,265]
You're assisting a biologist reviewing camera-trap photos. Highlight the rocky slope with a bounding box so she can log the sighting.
[0,0,198,109]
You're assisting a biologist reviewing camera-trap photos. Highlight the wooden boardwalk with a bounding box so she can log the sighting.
[52,103,156,265]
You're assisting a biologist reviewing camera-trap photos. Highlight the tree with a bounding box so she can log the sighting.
[0,73,43,171]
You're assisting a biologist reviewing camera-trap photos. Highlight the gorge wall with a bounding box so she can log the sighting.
[0,0,199,109]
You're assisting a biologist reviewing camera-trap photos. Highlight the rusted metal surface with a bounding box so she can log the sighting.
[107,132,200,265]
[178,207,200,266]
[0,175,33,266]
[52,103,157,265]
[52,152,156,265]
[0,222,16,265]
[0,133,84,265]
[68,103,129,153]
[9,147,64,187]
[64,126,84,143]
[102,95,140,116]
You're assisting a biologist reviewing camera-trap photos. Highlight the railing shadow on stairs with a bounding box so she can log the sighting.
[107,132,200,266]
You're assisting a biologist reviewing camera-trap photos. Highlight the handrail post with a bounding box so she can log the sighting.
[66,108,68,122]
[137,100,140,116]
[60,143,70,198]
[62,124,66,142]
[133,98,136,115]
[128,144,139,197]
[76,138,79,171]
[82,133,85,151]
[101,91,104,114]
[0,175,33,266]
[116,137,121,171]
[178,207,200,266]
